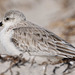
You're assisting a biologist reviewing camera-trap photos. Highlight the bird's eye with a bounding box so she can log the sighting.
[6,18,9,21]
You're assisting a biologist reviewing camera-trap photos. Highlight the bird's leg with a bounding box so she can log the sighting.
[63,61,75,74]
[43,64,48,75]
[0,54,27,75]
[30,56,36,67]
[10,67,13,75]
[53,58,75,74]
[63,62,71,73]
[62,58,75,74]
[0,61,14,75]
[53,63,65,74]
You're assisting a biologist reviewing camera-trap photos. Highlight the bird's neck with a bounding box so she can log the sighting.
[1,26,13,33]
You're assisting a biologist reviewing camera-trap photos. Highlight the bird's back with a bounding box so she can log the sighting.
[11,21,75,60]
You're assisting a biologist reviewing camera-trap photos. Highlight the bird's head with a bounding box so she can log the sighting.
[0,10,26,27]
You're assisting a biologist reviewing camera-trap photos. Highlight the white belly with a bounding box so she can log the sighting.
[0,29,21,55]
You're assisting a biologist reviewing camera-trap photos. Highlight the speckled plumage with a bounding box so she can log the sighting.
[0,10,75,65]
[12,21,75,58]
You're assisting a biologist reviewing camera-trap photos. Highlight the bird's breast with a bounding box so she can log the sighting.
[0,28,13,50]
[0,28,21,55]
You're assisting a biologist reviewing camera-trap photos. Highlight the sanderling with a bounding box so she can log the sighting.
[0,10,75,75]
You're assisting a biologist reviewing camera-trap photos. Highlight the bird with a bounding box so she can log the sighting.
[0,10,75,74]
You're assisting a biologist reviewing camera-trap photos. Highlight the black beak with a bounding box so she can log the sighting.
[0,22,3,26]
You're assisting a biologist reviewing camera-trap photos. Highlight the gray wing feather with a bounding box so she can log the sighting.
[11,21,75,58]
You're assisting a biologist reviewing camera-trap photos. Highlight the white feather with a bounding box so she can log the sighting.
[0,26,21,55]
